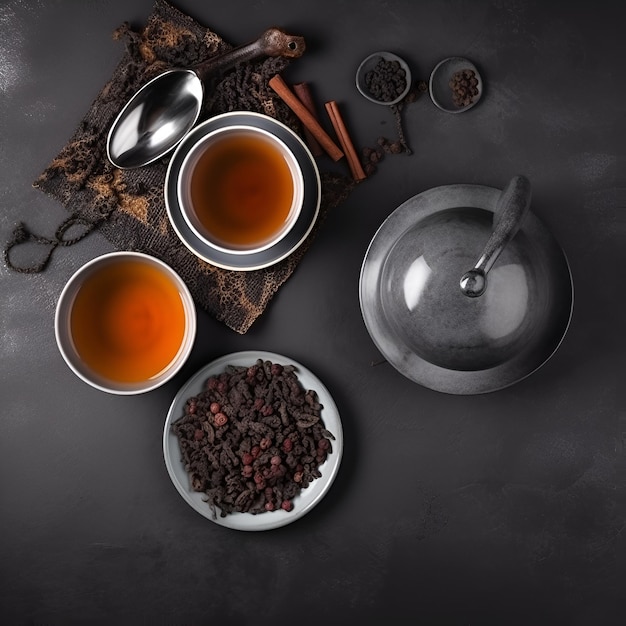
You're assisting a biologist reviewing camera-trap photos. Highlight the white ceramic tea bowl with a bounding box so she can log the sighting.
[176,123,305,255]
[54,251,196,395]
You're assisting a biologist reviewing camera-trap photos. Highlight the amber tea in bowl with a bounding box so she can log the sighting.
[55,252,196,395]
[177,125,304,254]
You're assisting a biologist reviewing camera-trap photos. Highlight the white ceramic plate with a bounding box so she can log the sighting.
[163,351,343,531]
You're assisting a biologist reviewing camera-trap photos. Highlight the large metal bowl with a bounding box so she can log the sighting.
[359,183,573,395]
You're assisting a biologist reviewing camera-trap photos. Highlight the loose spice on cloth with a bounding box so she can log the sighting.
[9,0,354,334]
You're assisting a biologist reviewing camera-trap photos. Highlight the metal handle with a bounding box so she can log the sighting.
[459,175,532,297]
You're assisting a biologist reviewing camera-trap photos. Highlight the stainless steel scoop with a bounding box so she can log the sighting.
[106,27,305,169]
[459,175,532,297]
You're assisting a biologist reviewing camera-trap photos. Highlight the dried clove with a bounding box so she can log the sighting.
[364,57,408,103]
[449,68,480,108]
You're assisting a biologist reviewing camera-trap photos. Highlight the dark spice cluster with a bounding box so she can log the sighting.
[361,137,402,176]
[172,359,334,518]
[360,81,427,174]
[449,68,480,108]
[364,56,408,102]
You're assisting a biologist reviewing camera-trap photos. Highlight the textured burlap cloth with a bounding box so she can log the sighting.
[11,0,354,333]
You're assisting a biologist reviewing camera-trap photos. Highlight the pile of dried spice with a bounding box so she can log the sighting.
[364,56,408,103]
[449,68,480,108]
[171,359,335,518]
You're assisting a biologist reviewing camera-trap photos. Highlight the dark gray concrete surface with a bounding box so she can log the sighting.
[1,1,624,624]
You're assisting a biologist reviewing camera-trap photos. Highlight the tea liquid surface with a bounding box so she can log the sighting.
[189,134,294,248]
[70,260,186,383]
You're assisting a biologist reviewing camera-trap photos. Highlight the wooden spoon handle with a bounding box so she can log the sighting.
[193,27,305,82]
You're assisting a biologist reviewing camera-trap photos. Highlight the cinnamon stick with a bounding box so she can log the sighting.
[269,74,344,162]
[324,100,367,182]
[293,82,324,157]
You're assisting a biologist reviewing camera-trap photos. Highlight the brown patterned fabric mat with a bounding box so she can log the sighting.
[15,0,355,333]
